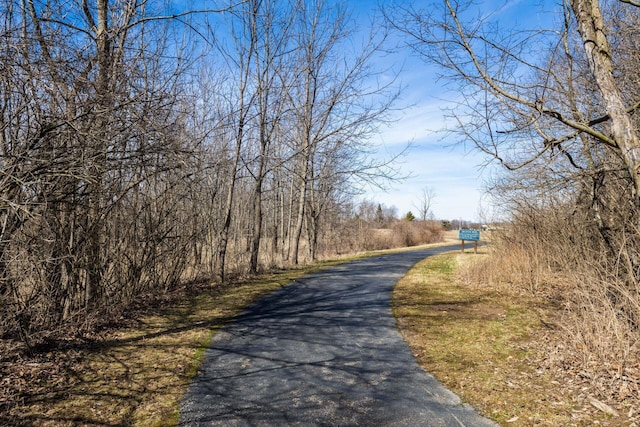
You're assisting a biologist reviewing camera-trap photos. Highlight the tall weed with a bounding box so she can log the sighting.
[462,208,640,374]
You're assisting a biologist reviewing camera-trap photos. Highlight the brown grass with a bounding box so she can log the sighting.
[393,250,638,426]
[0,262,352,426]
[10,230,636,426]
[461,232,640,420]
[2,239,449,427]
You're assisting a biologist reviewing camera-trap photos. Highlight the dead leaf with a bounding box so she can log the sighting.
[588,396,619,417]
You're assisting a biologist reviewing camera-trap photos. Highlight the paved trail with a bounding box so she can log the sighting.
[180,245,497,426]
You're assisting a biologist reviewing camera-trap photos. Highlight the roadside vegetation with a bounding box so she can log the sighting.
[0,0,406,350]
[389,1,640,425]
[0,226,443,426]
[394,248,639,426]
[3,0,640,425]
[0,259,354,426]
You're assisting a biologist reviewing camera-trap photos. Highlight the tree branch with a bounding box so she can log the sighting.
[619,0,640,7]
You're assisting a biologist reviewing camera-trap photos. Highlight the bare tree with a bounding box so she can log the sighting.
[0,0,234,341]
[0,0,407,342]
[207,0,262,283]
[387,0,640,366]
[247,0,293,274]
[571,0,640,200]
[287,0,400,264]
[387,0,640,202]
[413,186,436,221]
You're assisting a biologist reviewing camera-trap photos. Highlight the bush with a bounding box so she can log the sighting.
[461,200,640,376]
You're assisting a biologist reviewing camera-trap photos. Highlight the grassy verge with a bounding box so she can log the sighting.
[8,259,357,427]
[393,250,618,426]
[8,239,460,427]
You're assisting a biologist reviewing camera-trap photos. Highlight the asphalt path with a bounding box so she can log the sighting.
[180,244,497,426]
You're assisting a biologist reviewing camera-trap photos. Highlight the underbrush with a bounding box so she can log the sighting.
[0,260,352,426]
[0,239,448,426]
[355,221,444,252]
[461,228,640,422]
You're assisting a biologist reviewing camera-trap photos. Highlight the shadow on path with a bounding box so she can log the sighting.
[180,245,497,426]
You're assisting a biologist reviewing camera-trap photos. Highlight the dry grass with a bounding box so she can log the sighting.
[393,250,638,426]
[1,261,353,426]
[3,240,448,427]
[10,231,636,426]
[460,233,640,422]
[343,220,445,253]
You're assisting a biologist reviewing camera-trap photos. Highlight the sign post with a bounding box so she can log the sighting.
[458,229,480,253]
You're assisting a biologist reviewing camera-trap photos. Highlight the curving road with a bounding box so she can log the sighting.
[180,245,497,426]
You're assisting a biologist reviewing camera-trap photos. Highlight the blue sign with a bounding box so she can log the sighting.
[458,229,480,241]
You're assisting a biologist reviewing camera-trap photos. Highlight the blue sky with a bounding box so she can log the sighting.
[353,0,557,222]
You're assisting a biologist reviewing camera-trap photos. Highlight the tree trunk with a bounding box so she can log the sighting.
[217,133,243,283]
[290,167,308,265]
[305,206,320,262]
[571,0,640,202]
[249,173,264,274]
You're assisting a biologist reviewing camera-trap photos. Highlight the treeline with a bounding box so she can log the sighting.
[0,0,408,344]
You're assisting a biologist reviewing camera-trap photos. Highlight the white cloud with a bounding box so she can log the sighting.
[352,0,537,222]
[364,87,489,222]
[376,104,449,147]
[354,0,563,222]
[364,132,488,221]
